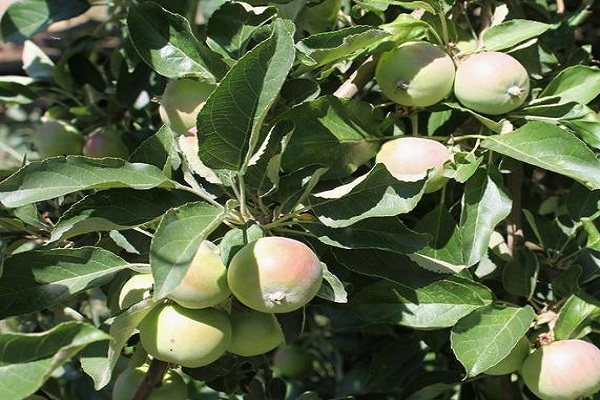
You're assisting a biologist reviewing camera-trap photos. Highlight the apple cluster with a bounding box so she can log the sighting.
[118,237,323,371]
[375,41,530,115]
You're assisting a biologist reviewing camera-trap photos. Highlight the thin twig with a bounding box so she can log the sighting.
[131,359,169,400]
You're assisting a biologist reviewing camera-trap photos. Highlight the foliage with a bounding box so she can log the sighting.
[0,0,600,399]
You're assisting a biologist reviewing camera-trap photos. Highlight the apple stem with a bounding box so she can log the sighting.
[131,358,169,400]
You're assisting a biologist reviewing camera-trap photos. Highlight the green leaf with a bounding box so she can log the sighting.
[450,305,534,377]
[482,121,600,190]
[197,19,295,172]
[0,80,37,104]
[0,156,175,208]
[151,201,225,299]
[50,188,198,242]
[268,166,329,215]
[0,321,111,399]
[460,167,512,267]
[333,247,445,287]
[316,262,348,303]
[350,275,493,329]
[129,124,176,174]
[502,247,539,299]
[22,40,55,81]
[566,183,600,221]
[0,0,90,43]
[411,204,465,273]
[482,19,552,51]
[86,298,158,390]
[296,26,389,70]
[310,164,426,228]
[206,2,276,59]
[127,2,227,81]
[554,292,600,340]
[380,13,433,43]
[0,247,129,318]
[539,65,600,105]
[366,338,424,392]
[279,96,382,179]
[303,217,430,254]
[219,223,264,266]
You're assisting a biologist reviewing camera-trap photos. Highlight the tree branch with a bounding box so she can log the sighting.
[131,358,169,400]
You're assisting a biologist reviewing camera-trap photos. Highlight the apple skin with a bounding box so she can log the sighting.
[454,52,530,115]
[34,121,84,158]
[118,273,154,310]
[272,345,314,378]
[227,307,284,357]
[84,130,129,159]
[167,241,231,309]
[484,336,530,375]
[375,41,455,107]
[158,78,216,135]
[375,136,451,193]
[112,366,188,400]
[520,339,600,400]
[227,237,323,313]
[138,303,232,368]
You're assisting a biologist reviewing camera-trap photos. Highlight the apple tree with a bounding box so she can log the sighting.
[0,0,600,399]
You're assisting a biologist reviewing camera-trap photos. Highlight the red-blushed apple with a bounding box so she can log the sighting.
[227,307,284,357]
[454,52,530,115]
[375,136,451,193]
[520,339,600,400]
[138,303,232,368]
[375,41,455,107]
[227,237,323,313]
[84,129,129,159]
[167,240,231,309]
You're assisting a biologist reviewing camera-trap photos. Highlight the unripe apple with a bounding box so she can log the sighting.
[454,52,530,115]
[138,303,232,368]
[118,273,154,310]
[520,339,600,400]
[158,78,216,135]
[484,336,530,375]
[375,41,456,107]
[227,237,323,313]
[34,121,84,158]
[375,136,451,193]
[167,241,231,309]
[227,307,284,357]
[112,365,188,400]
[84,129,129,159]
[273,345,314,378]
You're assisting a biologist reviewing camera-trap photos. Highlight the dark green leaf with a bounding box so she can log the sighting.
[502,247,539,299]
[0,322,110,399]
[0,0,90,43]
[0,247,129,318]
[539,65,600,105]
[197,19,295,172]
[554,292,600,340]
[129,124,176,174]
[482,121,600,190]
[127,2,227,81]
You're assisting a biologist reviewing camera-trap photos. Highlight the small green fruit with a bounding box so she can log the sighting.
[168,241,231,309]
[228,308,284,357]
[273,345,314,378]
[375,136,451,193]
[34,121,84,158]
[139,303,232,368]
[454,52,530,115]
[118,274,154,310]
[112,366,188,400]
[375,41,456,107]
[520,339,600,400]
[227,237,323,313]
[158,78,215,135]
[484,336,530,375]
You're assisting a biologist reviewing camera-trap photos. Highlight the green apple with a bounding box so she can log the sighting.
[118,273,154,310]
[273,345,314,378]
[138,303,232,368]
[168,240,231,309]
[158,78,216,135]
[228,307,284,357]
[454,52,530,115]
[375,41,455,107]
[34,121,84,158]
[227,237,323,313]
[112,365,187,400]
